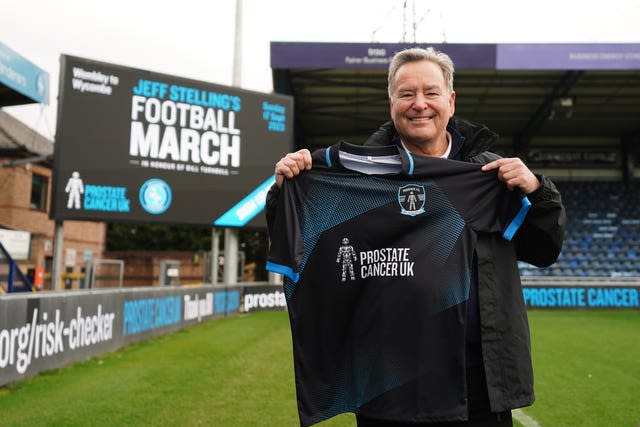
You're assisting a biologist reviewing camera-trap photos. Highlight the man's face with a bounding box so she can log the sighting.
[389,60,456,148]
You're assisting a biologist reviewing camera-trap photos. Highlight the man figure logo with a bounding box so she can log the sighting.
[398,184,426,216]
[65,171,84,209]
[336,237,358,282]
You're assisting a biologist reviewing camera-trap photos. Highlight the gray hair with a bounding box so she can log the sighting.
[387,47,455,97]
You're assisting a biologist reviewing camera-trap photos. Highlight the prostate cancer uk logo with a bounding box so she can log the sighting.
[65,171,131,213]
[337,237,416,283]
[139,178,172,214]
[398,184,426,216]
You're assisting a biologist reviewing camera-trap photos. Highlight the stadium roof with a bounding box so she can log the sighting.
[0,110,53,166]
[270,42,640,155]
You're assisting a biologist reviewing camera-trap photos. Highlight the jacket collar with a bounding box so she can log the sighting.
[364,116,499,161]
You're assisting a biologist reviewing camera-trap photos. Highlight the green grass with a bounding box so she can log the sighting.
[0,312,302,427]
[0,310,637,426]
[526,310,640,427]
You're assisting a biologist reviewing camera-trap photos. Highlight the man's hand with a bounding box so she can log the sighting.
[274,149,313,187]
[481,158,540,194]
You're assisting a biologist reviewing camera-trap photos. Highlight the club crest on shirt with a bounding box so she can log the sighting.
[398,184,426,216]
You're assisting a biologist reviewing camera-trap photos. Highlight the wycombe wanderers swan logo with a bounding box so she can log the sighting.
[139,178,172,214]
[398,184,426,216]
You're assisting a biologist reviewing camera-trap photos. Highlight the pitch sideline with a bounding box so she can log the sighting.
[513,408,541,427]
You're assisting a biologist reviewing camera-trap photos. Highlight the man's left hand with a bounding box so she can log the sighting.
[481,158,540,194]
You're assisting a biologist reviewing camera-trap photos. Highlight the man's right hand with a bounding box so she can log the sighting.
[274,149,313,187]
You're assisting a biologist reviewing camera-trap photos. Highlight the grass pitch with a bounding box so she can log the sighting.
[526,310,640,427]
[0,310,638,426]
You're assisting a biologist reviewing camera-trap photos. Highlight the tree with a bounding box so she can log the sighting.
[106,223,211,251]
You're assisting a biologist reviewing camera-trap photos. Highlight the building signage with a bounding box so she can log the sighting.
[0,41,49,105]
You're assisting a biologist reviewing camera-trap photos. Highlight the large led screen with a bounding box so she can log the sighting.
[51,55,293,227]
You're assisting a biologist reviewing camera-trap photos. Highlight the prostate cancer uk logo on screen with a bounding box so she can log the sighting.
[64,170,131,213]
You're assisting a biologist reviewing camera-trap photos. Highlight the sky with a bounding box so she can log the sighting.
[1,0,639,140]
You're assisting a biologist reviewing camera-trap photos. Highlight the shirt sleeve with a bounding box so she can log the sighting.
[442,167,531,241]
[265,178,305,283]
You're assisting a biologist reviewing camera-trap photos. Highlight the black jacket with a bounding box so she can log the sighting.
[363,118,566,412]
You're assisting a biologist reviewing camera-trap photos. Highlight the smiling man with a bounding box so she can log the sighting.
[267,47,565,427]
[387,50,456,158]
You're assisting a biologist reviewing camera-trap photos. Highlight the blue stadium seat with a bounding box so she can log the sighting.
[519,180,640,278]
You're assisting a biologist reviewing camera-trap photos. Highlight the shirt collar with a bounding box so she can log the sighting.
[399,131,453,159]
[326,141,416,175]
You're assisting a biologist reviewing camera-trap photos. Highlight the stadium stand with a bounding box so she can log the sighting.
[519,180,640,278]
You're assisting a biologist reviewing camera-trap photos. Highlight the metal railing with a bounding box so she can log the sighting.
[0,242,34,292]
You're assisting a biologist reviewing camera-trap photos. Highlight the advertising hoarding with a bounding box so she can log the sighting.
[0,286,241,386]
[270,42,640,71]
[52,55,293,227]
[523,286,639,309]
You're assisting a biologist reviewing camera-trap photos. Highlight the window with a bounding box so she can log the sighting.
[30,174,48,211]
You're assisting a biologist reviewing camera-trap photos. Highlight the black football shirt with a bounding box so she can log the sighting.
[266,141,530,426]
